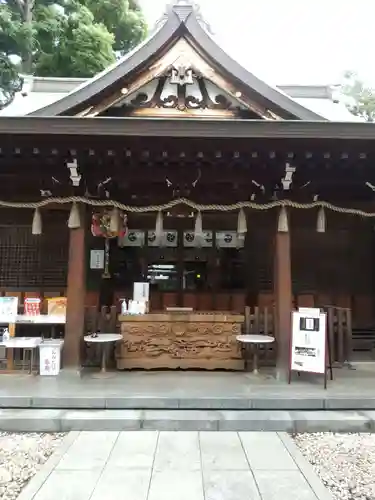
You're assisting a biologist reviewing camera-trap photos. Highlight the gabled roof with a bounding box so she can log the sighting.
[1,76,356,120]
[29,1,325,120]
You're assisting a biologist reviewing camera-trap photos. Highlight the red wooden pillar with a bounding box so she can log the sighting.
[63,209,86,369]
[274,207,293,381]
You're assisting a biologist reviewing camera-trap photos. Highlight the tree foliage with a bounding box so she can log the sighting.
[0,54,24,109]
[0,0,147,106]
[341,71,375,122]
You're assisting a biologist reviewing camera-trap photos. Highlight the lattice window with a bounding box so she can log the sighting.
[0,215,69,289]
[0,226,42,288]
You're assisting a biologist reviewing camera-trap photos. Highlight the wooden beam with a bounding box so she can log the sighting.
[274,209,293,381]
[63,207,86,369]
[3,116,375,140]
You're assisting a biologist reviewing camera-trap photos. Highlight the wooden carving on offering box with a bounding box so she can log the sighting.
[116,313,245,370]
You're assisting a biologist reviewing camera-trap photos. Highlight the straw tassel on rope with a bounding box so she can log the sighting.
[194,210,204,246]
[155,210,164,245]
[68,202,81,229]
[316,207,326,233]
[237,208,247,235]
[277,206,289,233]
[31,208,42,235]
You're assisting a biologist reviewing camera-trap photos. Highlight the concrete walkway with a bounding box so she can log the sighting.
[19,431,332,500]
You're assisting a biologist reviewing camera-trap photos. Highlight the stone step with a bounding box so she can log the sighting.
[0,409,374,433]
[1,395,374,410]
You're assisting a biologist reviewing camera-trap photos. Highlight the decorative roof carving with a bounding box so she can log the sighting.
[86,40,272,119]
[128,70,237,114]
[170,64,194,86]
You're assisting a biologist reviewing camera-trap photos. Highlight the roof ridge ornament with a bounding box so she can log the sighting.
[168,1,213,35]
[170,0,195,22]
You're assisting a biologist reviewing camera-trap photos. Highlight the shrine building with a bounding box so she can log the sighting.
[0,0,374,377]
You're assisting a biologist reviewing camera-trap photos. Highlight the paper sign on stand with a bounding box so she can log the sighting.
[39,341,63,376]
[289,307,332,388]
[90,249,105,270]
[133,282,150,302]
[0,297,18,322]
[24,298,41,316]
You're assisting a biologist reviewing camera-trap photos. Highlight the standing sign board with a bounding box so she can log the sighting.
[0,297,18,322]
[289,307,332,388]
[133,282,150,302]
[39,341,62,376]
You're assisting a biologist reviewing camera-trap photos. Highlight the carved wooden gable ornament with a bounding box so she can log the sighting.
[87,40,281,119]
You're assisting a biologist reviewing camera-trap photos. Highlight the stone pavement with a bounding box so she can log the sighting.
[2,365,375,411]
[19,431,332,500]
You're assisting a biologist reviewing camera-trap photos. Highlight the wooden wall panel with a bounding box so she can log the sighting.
[291,212,375,327]
[162,292,178,309]
[296,294,315,308]
[258,292,273,308]
[197,293,213,311]
[215,293,230,311]
[352,295,374,326]
[231,293,245,313]
[85,291,99,307]
[183,293,197,310]
[150,291,162,311]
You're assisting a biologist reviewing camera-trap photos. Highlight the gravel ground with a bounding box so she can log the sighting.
[0,432,65,500]
[294,433,375,500]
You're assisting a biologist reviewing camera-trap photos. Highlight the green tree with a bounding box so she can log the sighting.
[0,54,24,110]
[0,2,27,108]
[341,71,375,122]
[84,0,147,55]
[0,0,147,105]
[34,1,117,77]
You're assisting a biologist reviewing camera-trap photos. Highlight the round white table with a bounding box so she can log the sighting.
[84,333,122,377]
[236,334,275,374]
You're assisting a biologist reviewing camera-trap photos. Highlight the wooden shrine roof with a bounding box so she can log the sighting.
[27,2,323,120]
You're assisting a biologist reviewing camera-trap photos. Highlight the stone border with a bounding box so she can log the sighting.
[279,432,334,500]
[2,395,375,410]
[17,432,78,500]
[0,409,374,432]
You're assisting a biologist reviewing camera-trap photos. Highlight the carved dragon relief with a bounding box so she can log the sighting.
[116,317,245,369]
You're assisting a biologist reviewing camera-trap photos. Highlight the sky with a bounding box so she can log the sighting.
[138,0,375,86]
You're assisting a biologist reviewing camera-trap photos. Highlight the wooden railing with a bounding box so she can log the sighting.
[80,304,353,369]
[321,305,352,364]
[82,306,118,367]
[244,306,276,365]
[243,305,354,366]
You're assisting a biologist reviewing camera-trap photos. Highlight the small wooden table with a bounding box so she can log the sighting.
[84,333,122,377]
[236,334,275,374]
